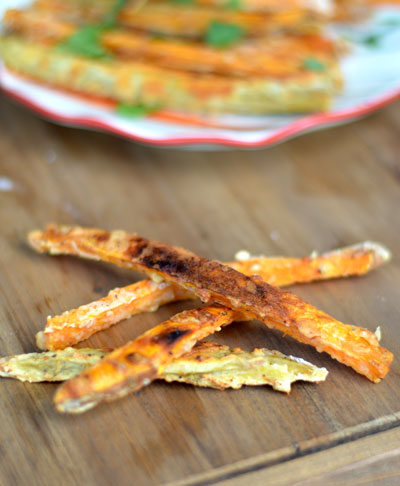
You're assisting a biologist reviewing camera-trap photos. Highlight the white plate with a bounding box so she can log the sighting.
[1,1,400,148]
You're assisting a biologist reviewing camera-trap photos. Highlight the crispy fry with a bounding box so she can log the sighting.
[34,0,334,16]
[32,0,324,38]
[55,305,239,413]
[29,225,393,390]
[0,35,339,114]
[3,10,339,79]
[36,241,390,351]
[163,341,328,391]
[0,341,328,392]
[36,281,191,350]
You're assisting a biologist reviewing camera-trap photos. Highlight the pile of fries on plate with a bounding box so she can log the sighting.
[0,225,393,413]
[0,0,378,115]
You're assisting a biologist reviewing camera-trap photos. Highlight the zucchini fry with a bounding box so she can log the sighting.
[0,341,328,392]
[29,225,393,388]
[36,241,390,351]
[0,36,339,114]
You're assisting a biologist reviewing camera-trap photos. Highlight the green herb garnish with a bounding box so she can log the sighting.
[59,0,127,58]
[205,21,244,48]
[362,34,380,47]
[225,0,243,10]
[302,58,326,72]
[102,0,128,28]
[116,103,161,118]
[170,0,194,4]
[58,25,110,58]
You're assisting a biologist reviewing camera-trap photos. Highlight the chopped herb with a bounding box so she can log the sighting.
[116,103,161,118]
[362,34,380,47]
[58,25,110,59]
[303,58,326,72]
[58,0,127,58]
[170,0,194,4]
[205,21,244,48]
[225,0,243,10]
[102,0,127,28]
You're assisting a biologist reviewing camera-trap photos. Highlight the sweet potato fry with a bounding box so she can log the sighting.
[36,241,390,351]
[28,225,393,391]
[32,0,334,16]
[55,305,240,412]
[33,0,325,38]
[36,280,191,350]
[0,341,328,392]
[3,9,339,78]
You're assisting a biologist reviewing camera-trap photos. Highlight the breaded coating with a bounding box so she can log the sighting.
[36,241,390,351]
[0,341,328,393]
[29,225,393,387]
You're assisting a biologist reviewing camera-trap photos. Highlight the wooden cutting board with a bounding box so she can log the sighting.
[0,95,399,486]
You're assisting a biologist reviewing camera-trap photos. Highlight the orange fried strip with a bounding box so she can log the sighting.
[33,0,323,38]
[55,305,239,413]
[29,225,393,387]
[36,280,191,350]
[36,241,390,350]
[4,9,338,79]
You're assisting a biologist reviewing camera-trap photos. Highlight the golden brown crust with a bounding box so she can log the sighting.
[36,241,390,350]
[29,225,393,385]
[54,305,239,412]
[3,9,339,79]
[32,0,325,37]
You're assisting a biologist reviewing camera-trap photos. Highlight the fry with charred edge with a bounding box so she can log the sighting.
[28,225,393,388]
[55,305,239,413]
[36,241,391,350]
[0,341,328,393]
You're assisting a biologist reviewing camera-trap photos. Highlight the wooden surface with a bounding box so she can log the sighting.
[0,93,399,486]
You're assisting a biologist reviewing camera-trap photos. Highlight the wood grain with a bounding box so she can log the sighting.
[0,94,399,485]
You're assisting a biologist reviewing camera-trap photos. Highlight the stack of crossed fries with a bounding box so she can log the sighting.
[0,224,394,414]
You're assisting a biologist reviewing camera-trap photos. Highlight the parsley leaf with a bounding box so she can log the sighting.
[225,0,243,10]
[116,103,161,118]
[102,0,128,28]
[302,58,326,72]
[58,25,110,58]
[362,34,380,47]
[59,0,128,58]
[205,21,244,48]
[170,0,194,4]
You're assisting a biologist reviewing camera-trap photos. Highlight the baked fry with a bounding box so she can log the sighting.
[0,35,340,114]
[55,305,239,413]
[32,0,325,38]
[35,280,191,350]
[29,225,393,388]
[34,0,334,16]
[163,341,328,391]
[3,10,339,79]
[0,341,328,392]
[36,241,390,351]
